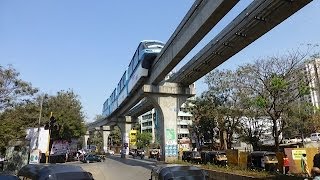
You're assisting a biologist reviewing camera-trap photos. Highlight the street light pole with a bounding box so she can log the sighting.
[36,95,44,149]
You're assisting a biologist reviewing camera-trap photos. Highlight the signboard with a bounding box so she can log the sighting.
[165,145,178,157]
[292,149,306,160]
[165,128,177,145]
[29,149,40,164]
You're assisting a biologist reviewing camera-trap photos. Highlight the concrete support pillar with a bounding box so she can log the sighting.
[102,126,111,153]
[148,95,187,162]
[118,116,132,158]
[84,131,90,149]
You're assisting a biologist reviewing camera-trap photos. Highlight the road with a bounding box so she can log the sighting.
[74,155,157,180]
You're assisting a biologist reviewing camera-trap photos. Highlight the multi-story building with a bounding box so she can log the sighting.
[304,58,320,108]
[138,100,194,151]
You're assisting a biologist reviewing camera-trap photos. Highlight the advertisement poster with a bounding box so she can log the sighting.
[292,149,306,160]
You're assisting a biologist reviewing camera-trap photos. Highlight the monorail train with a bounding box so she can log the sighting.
[102,40,164,117]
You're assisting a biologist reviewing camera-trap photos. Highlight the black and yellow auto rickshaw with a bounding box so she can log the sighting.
[247,151,278,171]
[200,151,227,166]
[182,151,192,162]
[212,151,228,166]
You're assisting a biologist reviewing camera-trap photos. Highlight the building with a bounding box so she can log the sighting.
[139,100,194,151]
[304,58,320,108]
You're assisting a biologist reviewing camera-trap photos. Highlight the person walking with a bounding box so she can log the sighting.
[283,154,290,174]
[301,153,311,177]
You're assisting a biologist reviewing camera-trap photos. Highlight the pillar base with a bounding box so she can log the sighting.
[164,156,179,163]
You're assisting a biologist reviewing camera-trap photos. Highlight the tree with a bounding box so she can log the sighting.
[91,131,103,152]
[41,90,86,140]
[186,96,218,149]
[136,132,152,149]
[204,69,243,149]
[0,65,38,111]
[237,50,311,151]
[0,102,39,149]
[109,126,121,146]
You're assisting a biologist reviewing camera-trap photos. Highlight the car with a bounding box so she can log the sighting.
[107,150,115,155]
[311,133,320,141]
[150,164,208,180]
[17,164,94,180]
[0,172,19,180]
[81,154,101,163]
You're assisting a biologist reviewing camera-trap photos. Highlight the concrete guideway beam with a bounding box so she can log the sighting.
[149,0,239,85]
[170,0,313,85]
[147,94,189,162]
[126,98,154,117]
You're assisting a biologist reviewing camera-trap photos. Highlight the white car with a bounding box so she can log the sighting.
[107,150,115,155]
[311,133,320,141]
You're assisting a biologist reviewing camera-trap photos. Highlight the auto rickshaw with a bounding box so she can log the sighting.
[149,149,160,159]
[182,151,192,162]
[212,151,228,166]
[247,151,278,172]
[190,151,202,164]
[200,151,213,164]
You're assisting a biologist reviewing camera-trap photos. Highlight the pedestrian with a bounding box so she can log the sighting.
[283,154,290,174]
[301,153,311,177]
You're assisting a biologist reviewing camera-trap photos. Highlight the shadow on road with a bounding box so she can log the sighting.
[107,155,159,170]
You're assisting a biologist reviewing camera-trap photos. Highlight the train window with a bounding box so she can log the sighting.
[132,50,139,70]
[139,42,145,52]
[128,61,133,77]
[145,42,164,49]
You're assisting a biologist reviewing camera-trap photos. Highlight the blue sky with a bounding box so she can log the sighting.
[1,1,319,122]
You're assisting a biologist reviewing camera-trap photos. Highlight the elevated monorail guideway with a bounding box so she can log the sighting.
[148,0,239,85]
[114,0,239,117]
[169,0,313,85]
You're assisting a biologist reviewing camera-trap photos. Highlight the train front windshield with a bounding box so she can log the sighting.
[145,42,164,49]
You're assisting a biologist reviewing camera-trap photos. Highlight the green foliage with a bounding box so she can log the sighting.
[0,65,38,110]
[255,96,268,108]
[41,90,86,140]
[109,126,121,146]
[91,131,103,152]
[136,132,152,149]
[0,102,39,149]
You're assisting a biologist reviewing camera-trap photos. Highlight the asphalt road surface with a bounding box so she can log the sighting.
[74,155,157,180]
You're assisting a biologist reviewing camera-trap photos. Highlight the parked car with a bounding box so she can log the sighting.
[0,172,19,180]
[107,150,115,155]
[311,133,320,141]
[81,154,101,163]
[247,151,278,172]
[18,164,94,180]
[150,164,208,180]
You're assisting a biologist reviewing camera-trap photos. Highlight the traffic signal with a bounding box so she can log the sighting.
[44,113,59,132]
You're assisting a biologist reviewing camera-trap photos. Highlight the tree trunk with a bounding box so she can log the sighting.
[219,130,227,150]
[273,119,280,152]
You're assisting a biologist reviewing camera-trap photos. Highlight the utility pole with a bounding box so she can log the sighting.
[36,95,44,149]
